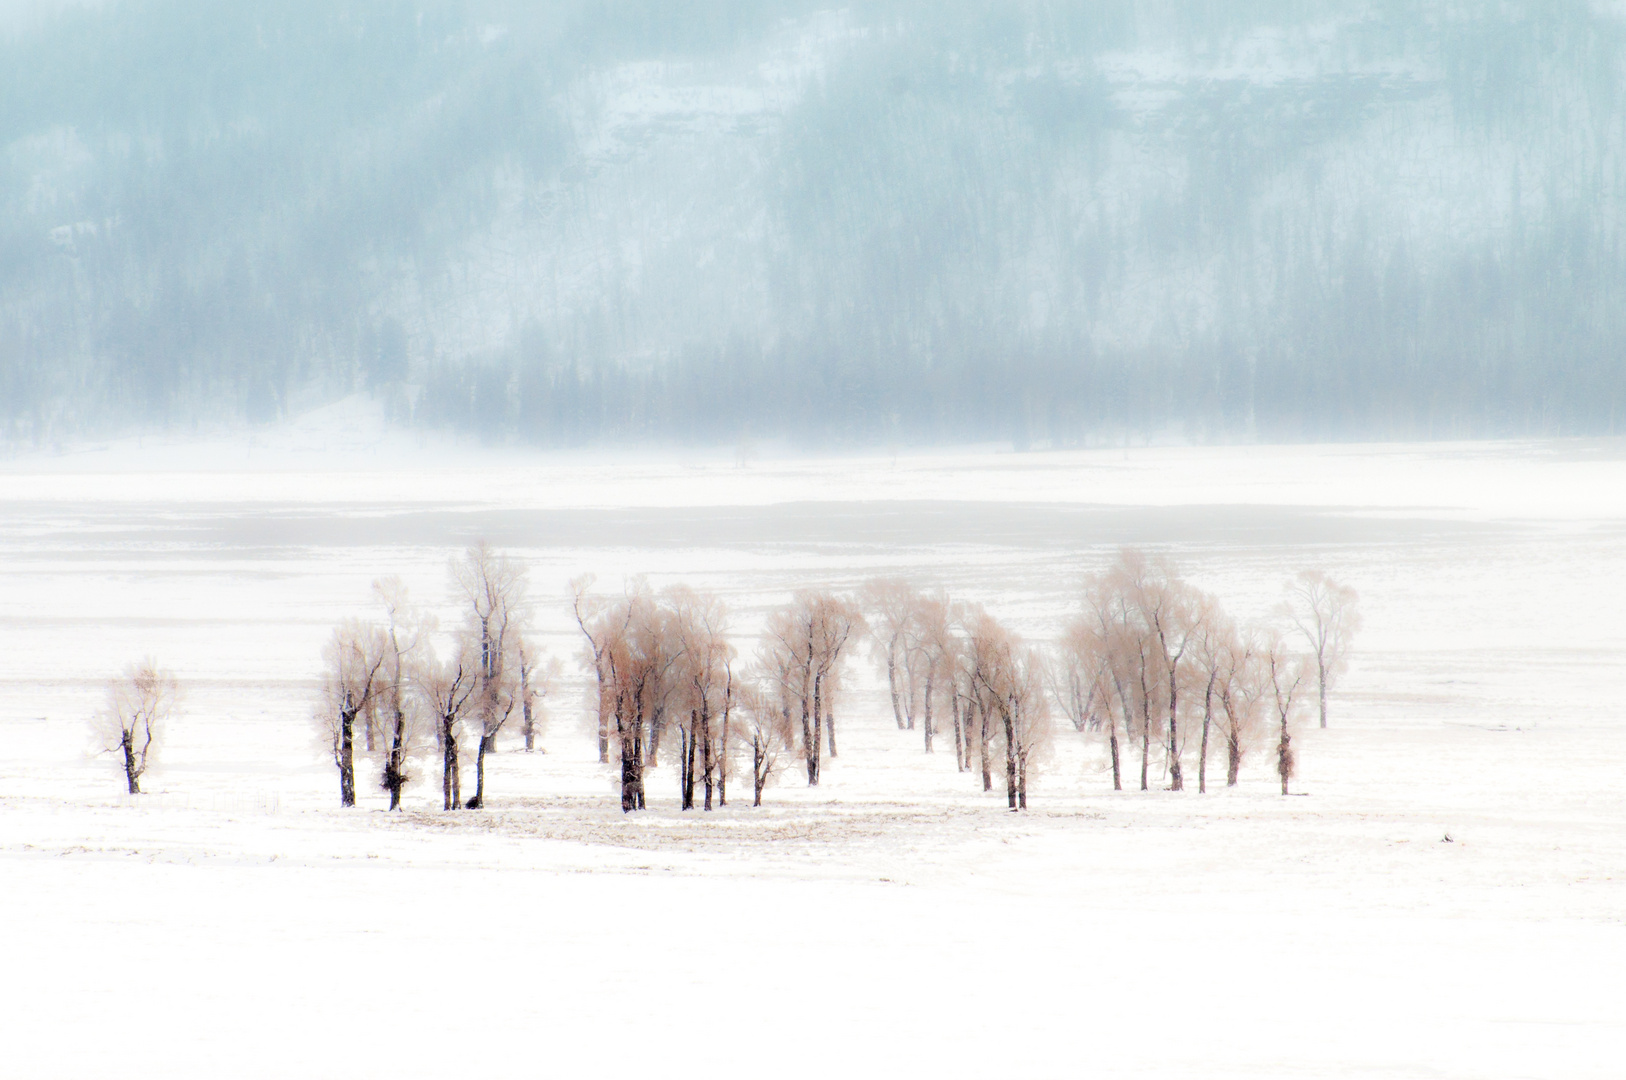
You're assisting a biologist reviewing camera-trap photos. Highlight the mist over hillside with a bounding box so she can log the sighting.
[2,1,1623,448]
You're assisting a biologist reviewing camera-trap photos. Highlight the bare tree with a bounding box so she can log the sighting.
[95,659,177,795]
[577,580,679,813]
[1265,635,1310,795]
[374,577,427,810]
[1054,607,1121,789]
[1189,613,1238,795]
[572,574,623,764]
[910,592,954,754]
[733,677,795,806]
[318,619,387,807]
[452,543,528,808]
[416,633,482,811]
[1215,629,1268,787]
[1281,570,1362,729]
[667,586,735,811]
[964,611,1050,810]
[763,591,865,786]
[516,634,559,754]
[863,578,919,730]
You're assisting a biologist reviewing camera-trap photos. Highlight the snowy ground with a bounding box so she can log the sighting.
[2,428,1624,1078]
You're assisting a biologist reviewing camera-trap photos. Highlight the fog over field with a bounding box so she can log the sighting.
[4,1,1626,445]
[3,3,1625,1077]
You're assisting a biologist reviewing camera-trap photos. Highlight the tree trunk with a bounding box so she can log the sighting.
[979,699,992,792]
[442,715,459,811]
[887,641,905,729]
[1318,661,1328,729]
[1140,720,1150,792]
[1198,676,1216,794]
[1227,733,1242,787]
[801,674,816,786]
[753,736,767,807]
[1277,715,1294,796]
[122,729,140,795]
[701,705,714,811]
[1003,703,1018,810]
[340,705,357,807]
[1017,755,1027,810]
[1167,665,1183,791]
[810,672,823,786]
[718,713,728,807]
[385,711,406,811]
[922,671,934,753]
[1109,720,1122,792]
[681,719,695,810]
[825,698,837,759]
[467,737,488,809]
[952,695,966,772]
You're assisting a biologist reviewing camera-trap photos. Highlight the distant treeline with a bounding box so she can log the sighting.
[3,1,1624,445]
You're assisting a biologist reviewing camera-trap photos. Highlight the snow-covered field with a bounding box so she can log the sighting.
[2,432,1624,1078]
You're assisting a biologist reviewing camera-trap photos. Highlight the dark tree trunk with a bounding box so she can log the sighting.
[979,698,993,792]
[825,697,837,759]
[1167,665,1183,791]
[701,706,714,811]
[1017,755,1027,810]
[1003,704,1018,810]
[752,736,767,806]
[340,705,357,807]
[466,737,488,809]
[1277,715,1294,796]
[442,715,460,811]
[681,716,696,810]
[1227,733,1242,787]
[809,672,824,786]
[122,729,140,794]
[1109,722,1122,791]
[718,713,728,807]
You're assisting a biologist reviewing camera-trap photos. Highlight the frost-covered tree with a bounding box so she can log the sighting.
[763,591,864,786]
[516,634,559,754]
[416,634,483,811]
[733,676,795,807]
[962,610,1050,810]
[667,586,735,811]
[862,578,920,731]
[373,577,428,811]
[95,659,177,795]
[1265,636,1310,796]
[1281,571,1362,729]
[452,544,529,808]
[318,620,387,807]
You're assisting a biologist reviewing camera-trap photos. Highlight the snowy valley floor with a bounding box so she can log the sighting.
[1,433,1624,1077]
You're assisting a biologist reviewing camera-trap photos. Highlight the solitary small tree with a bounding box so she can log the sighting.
[1281,570,1361,729]
[95,660,177,794]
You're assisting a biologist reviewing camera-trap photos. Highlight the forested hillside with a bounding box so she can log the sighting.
[2,1,1623,446]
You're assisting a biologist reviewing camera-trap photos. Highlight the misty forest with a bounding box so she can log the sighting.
[4,1,1626,447]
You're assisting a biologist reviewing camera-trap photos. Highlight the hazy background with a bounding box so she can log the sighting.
[2,1,1623,448]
